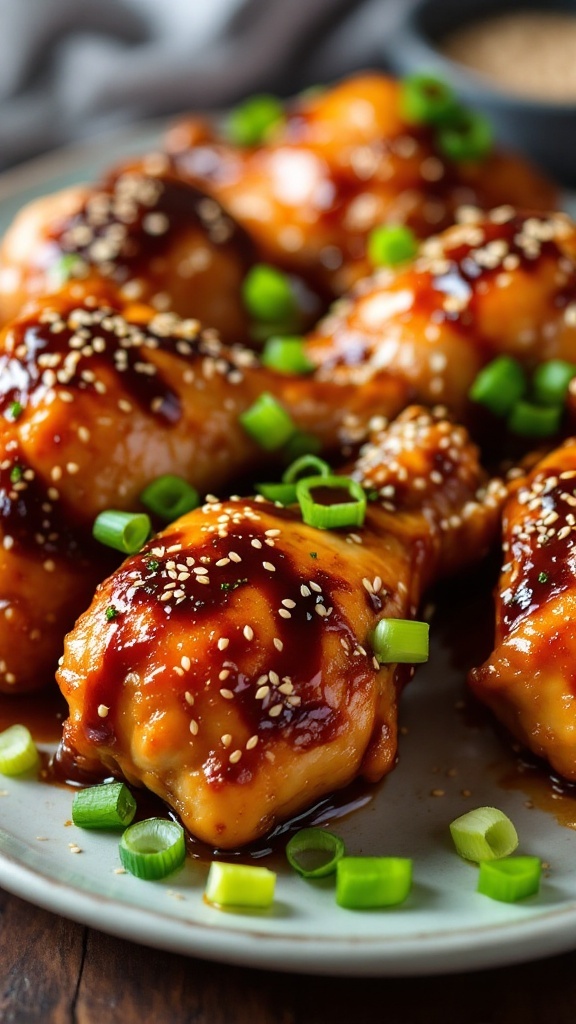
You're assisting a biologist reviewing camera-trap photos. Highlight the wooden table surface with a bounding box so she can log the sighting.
[2,888,576,1024]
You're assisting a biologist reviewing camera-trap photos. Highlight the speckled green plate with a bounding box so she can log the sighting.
[0,139,576,976]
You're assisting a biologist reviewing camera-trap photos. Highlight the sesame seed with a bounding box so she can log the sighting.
[273,638,284,651]
[255,685,270,700]
[269,704,283,717]
[184,691,194,705]
[220,688,234,700]
[181,655,191,671]
[229,749,242,764]
[97,704,109,718]
[300,585,311,597]
[263,561,276,572]
[281,599,296,609]
[246,735,259,750]
[215,557,230,567]
[278,609,291,619]
[219,669,230,680]
[229,551,241,562]
[243,625,254,641]
[217,637,229,651]
[189,720,199,736]
[251,538,262,549]
[221,734,232,747]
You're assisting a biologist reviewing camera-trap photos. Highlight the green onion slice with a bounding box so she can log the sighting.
[296,474,367,530]
[372,618,429,664]
[93,510,151,554]
[225,94,285,147]
[436,110,493,162]
[119,818,186,880]
[450,806,519,862]
[469,356,527,416]
[367,224,417,267]
[255,482,297,505]
[0,725,38,776]
[477,856,542,903]
[286,827,345,878]
[336,856,412,909]
[140,474,199,521]
[401,74,459,126]
[508,400,562,439]
[205,862,276,909]
[239,392,296,451]
[532,359,576,406]
[282,431,322,462]
[72,781,136,830]
[242,264,297,323]
[283,454,331,485]
[262,336,315,375]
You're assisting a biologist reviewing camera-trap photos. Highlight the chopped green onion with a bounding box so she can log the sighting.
[532,359,576,406]
[242,264,297,323]
[367,224,417,267]
[261,336,315,375]
[7,401,22,421]
[477,856,542,903]
[469,356,527,416]
[255,481,297,504]
[286,827,345,878]
[48,253,82,288]
[450,806,519,862]
[225,94,285,147]
[336,857,412,909]
[205,862,276,909]
[0,725,38,775]
[72,781,136,830]
[296,474,367,530]
[119,818,186,880]
[401,74,459,126]
[140,474,199,521]
[283,454,331,485]
[538,571,549,584]
[282,431,322,461]
[93,510,151,554]
[372,618,429,664]
[436,110,493,162]
[105,605,119,621]
[9,465,22,483]
[508,400,562,438]
[239,392,296,450]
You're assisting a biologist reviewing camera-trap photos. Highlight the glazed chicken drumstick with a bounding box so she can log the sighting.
[0,158,256,342]
[0,282,408,694]
[165,72,557,297]
[305,207,576,423]
[470,437,576,781]
[56,407,505,848]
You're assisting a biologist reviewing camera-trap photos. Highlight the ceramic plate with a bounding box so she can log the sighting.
[0,137,576,977]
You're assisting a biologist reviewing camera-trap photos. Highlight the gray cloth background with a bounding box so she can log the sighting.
[0,0,408,170]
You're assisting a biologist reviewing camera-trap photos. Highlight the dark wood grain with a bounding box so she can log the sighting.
[2,890,576,1024]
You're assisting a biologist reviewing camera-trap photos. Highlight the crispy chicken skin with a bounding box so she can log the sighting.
[470,439,576,780]
[57,407,505,848]
[0,283,410,693]
[165,73,557,297]
[305,208,576,421]
[0,158,255,343]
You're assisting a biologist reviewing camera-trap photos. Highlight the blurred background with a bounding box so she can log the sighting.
[0,0,408,170]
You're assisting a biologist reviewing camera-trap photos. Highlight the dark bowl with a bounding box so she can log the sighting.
[383,0,576,187]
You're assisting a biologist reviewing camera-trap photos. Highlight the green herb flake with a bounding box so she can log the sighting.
[538,571,549,584]
[309,552,318,559]
[105,606,119,622]
[221,578,248,592]
[145,557,160,572]
[9,465,22,484]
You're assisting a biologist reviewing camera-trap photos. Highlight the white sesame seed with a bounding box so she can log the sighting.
[184,691,194,705]
[229,551,241,563]
[221,733,232,747]
[263,561,276,572]
[220,688,234,700]
[269,704,283,717]
[189,720,199,736]
[273,638,284,651]
[246,735,259,750]
[181,655,191,671]
[256,685,270,700]
[97,704,109,718]
[243,625,254,641]
[217,637,229,651]
[229,749,242,764]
